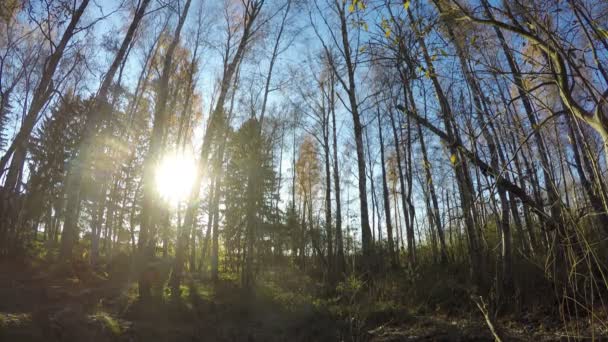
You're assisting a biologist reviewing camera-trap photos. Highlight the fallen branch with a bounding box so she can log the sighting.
[471,295,503,342]
[396,104,556,227]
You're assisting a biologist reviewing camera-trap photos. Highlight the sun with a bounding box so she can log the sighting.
[155,151,198,206]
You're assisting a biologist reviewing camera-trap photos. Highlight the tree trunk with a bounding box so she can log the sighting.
[416,121,448,264]
[0,0,91,182]
[377,109,396,267]
[388,108,413,266]
[330,1,373,262]
[330,76,345,274]
[407,6,485,287]
[60,0,151,260]
[140,0,192,300]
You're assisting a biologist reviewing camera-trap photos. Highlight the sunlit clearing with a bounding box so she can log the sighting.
[155,151,197,206]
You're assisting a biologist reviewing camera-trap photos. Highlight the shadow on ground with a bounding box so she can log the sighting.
[1,259,603,341]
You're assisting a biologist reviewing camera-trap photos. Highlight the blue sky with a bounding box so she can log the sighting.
[2,0,454,245]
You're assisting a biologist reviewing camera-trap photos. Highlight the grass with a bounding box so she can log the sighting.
[1,251,604,341]
[0,312,32,328]
[90,311,122,335]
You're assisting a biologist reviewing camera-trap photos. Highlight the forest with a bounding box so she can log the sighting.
[1,0,608,340]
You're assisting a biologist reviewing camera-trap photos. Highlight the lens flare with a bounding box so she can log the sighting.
[155,151,197,206]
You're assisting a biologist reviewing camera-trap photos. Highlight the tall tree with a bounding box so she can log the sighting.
[312,0,374,264]
[60,0,153,260]
[179,0,265,290]
[0,0,91,187]
[376,108,396,267]
[139,0,193,299]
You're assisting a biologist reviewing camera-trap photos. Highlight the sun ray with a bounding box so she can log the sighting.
[155,151,197,206]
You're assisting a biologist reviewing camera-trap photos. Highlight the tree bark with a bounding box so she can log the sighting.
[377,109,396,267]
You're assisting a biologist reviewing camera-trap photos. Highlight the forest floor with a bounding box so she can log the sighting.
[0,257,605,341]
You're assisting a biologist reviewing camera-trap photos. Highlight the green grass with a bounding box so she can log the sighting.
[90,311,121,335]
[0,312,32,328]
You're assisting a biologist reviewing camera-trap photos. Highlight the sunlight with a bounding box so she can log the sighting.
[155,151,197,206]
